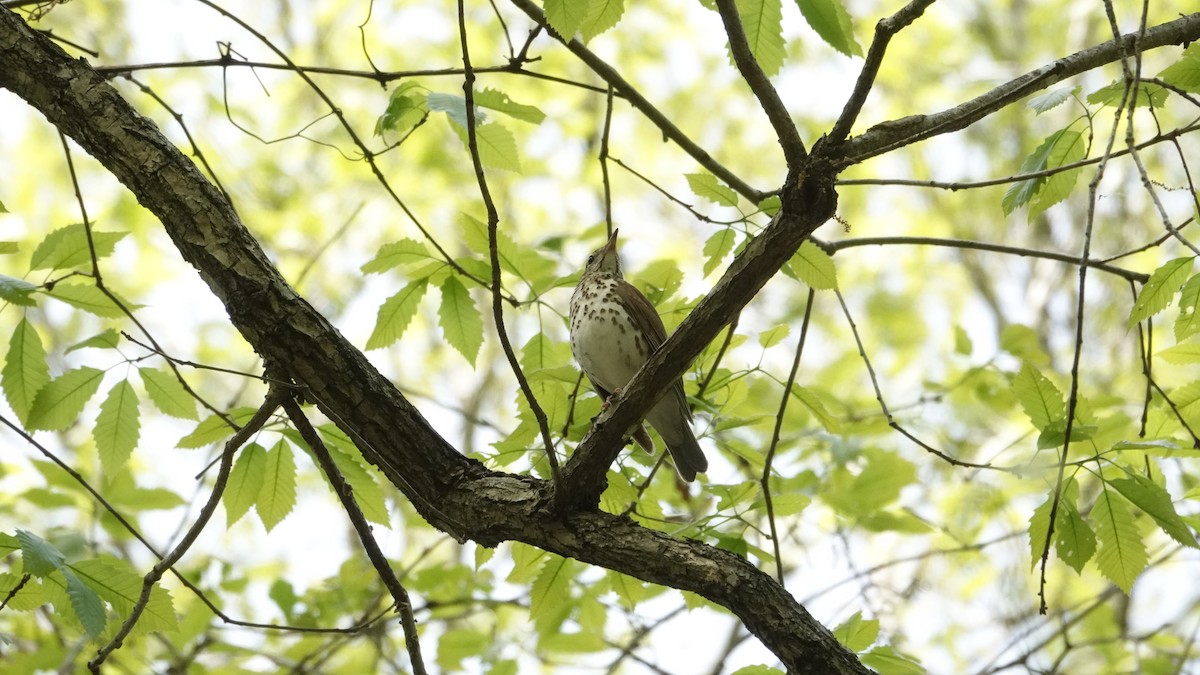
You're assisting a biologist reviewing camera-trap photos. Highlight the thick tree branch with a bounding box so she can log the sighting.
[0,9,860,673]
[824,12,1200,165]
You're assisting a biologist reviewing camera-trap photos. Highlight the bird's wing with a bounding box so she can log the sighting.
[614,280,692,422]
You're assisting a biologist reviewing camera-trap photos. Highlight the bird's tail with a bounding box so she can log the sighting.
[666,433,707,482]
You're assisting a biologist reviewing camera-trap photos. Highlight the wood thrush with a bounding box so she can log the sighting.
[569,229,708,482]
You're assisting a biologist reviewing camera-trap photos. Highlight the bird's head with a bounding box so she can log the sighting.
[582,229,623,279]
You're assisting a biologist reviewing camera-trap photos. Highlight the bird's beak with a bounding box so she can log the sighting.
[604,229,619,255]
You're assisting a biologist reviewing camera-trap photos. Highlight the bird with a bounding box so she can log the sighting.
[569,229,708,482]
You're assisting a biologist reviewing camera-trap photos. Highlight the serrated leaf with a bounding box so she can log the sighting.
[1055,482,1097,574]
[26,366,104,431]
[257,440,297,532]
[794,0,862,57]
[29,224,127,272]
[1175,274,1200,341]
[0,273,37,306]
[1028,490,1053,570]
[1092,488,1148,593]
[1012,362,1065,430]
[360,239,434,274]
[474,88,546,124]
[789,384,840,433]
[94,380,140,476]
[1027,86,1079,114]
[426,92,482,128]
[62,569,106,637]
[3,317,50,424]
[1002,129,1086,217]
[731,667,786,675]
[1130,257,1194,325]
[138,367,198,420]
[16,530,65,576]
[685,173,738,206]
[735,0,785,77]
[322,446,390,526]
[544,0,590,37]
[176,407,256,449]
[375,81,427,136]
[529,555,573,623]
[788,240,837,289]
[860,645,925,675]
[1157,343,1200,364]
[759,324,789,348]
[43,283,131,318]
[607,570,646,611]
[66,328,121,353]
[71,557,178,634]
[224,442,266,526]
[1086,81,1168,108]
[438,276,483,365]
[451,122,522,173]
[1110,474,1198,548]
[580,0,624,41]
[703,229,736,277]
[366,279,429,350]
[437,628,489,672]
[833,611,879,652]
[758,194,781,216]
[1159,45,1200,93]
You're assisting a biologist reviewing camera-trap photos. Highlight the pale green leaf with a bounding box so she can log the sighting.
[0,273,37,306]
[788,240,837,289]
[580,0,624,41]
[789,384,840,433]
[1156,342,1200,364]
[1027,86,1079,114]
[1012,362,1064,430]
[452,122,522,173]
[1159,45,1200,93]
[366,279,429,350]
[323,446,390,526]
[731,667,786,675]
[16,529,65,576]
[794,0,862,57]
[63,569,106,637]
[375,81,427,135]
[94,380,140,477]
[27,366,105,431]
[860,645,925,674]
[759,324,789,348]
[1130,257,1194,325]
[177,407,256,449]
[1002,129,1086,216]
[821,449,916,517]
[224,442,266,526]
[1087,81,1168,108]
[438,276,484,365]
[426,92,481,128]
[43,283,131,318]
[1110,474,1198,548]
[138,367,198,420]
[1092,489,1148,593]
[360,239,434,274]
[833,610,879,652]
[474,88,546,124]
[66,328,121,354]
[437,628,489,672]
[1174,274,1200,341]
[703,228,736,276]
[1028,490,1053,570]
[543,0,590,38]
[29,224,127,272]
[529,555,573,626]
[685,173,738,206]
[1054,480,1096,574]
[607,570,646,611]
[257,440,297,532]
[3,317,50,424]
[736,0,785,77]
[71,557,178,634]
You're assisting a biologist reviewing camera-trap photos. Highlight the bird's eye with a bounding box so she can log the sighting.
[587,254,595,264]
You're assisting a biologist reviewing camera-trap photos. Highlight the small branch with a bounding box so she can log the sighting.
[713,0,806,166]
[89,389,286,672]
[282,398,427,675]
[826,0,937,145]
[458,0,561,486]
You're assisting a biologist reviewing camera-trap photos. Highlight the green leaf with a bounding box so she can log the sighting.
[257,440,297,532]
[1054,479,1097,574]
[43,283,131,318]
[138,367,198,420]
[426,92,481,128]
[16,529,66,576]
[26,366,105,431]
[451,122,522,173]
[860,645,925,674]
[731,667,786,675]
[759,324,789,349]
[224,442,266,526]
[438,276,484,365]
[1130,257,1194,326]
[63,569,106,637]
[94,380,140,477]
[0,273,37,306]
[366,279,429,350]
[437,628,489,672]
[821,449,916,518]
[1028,490,1053,570]
[580,0,624,41]
[685,173,739,207]
[1027,86,1079,114]
[474,88,546,124]
[530,555,573,631]
[29,224,128,272]
[375,81,427,136]
[1012,362,1065,430]
[176,407,256,449]
[789,384,840,433]
[703,228,737,277]
[322,446,390,526]
[1092,488,1148,594]
[360,239,434,274]
[607,570,647,610]
[543,0,590,37]
[1175,274,1200,341]
[3,317,51,424]
[1110,474,1198,548]
[758,194,781,216]
[788,240,837,289]
[1086,81,1168,108]
[953,325,972,355]
[1159,45,1200,93]
[1002,129,1086,217]
[66,328,121,353]
[794,0,862,57]
[833,611,879,652]
[1156,342,1200,364]
[735,0,785,77]
[71,557,178,634]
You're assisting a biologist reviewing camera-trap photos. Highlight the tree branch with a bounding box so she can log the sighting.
[0,8,859,672]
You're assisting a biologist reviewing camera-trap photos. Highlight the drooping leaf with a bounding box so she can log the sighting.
[360,239,434,274]
[0,273,37,306]
[1086,81,1168,108]
[794,0,862,57]
[1012,363,1065,430]
[257,440,297,532]
[71,557,178,634]
[16,529,65,576]
[29,223,127,272]
[1027,86,1079,114]
[375,81,427,136]
[735,0,785,77]
[62,569,106,637]
[43,283,133,318]
[438,276,484,365]
[473,88,546,124]
[451,122,522,173]
[1092,488,1148,594]
[26,366,105,431]
[1002,129,1086,217]
[580,0,624,41]
[224,442,267,526]
[426,92,482,128]
[94,379,140,477]
[3,317,50,424]
[788,240,838,290]
[1174,274,1200,340]
[543,0,591,38]
[66,329,121,354]
[703,228,737,277]
[1129,257,1194,326]
[833,610,879,652]
[138,367,198,420]
[1110,473,1198,548]
[365,279,429,350]
[789,384,840,433]
[1159,44,1200,93]
[686,173,739,206]
[530,555,574,634]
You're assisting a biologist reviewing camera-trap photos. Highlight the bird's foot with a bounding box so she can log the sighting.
[600,387,623,412]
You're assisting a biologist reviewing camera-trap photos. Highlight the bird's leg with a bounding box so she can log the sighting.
[599,387,623,412]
